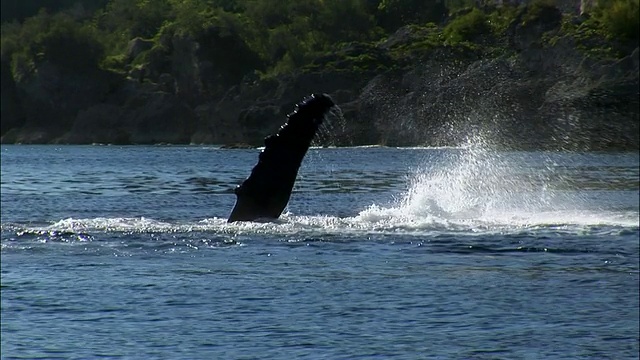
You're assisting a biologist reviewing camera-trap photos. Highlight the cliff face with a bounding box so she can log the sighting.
[345,6,639,150]
[1,58,24,136]
[353,39,639,150]
[1,11,638,150]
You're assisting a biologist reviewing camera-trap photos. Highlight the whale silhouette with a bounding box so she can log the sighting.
[228,93,336,222]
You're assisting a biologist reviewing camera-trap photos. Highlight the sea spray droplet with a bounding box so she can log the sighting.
[314,105,347,147]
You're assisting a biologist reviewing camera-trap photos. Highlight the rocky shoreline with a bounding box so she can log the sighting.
[1,7,638,151]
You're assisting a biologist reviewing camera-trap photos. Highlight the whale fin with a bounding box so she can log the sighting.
[228,93,335,222]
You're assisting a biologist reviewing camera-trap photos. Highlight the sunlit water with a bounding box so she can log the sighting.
[1,145,638,359]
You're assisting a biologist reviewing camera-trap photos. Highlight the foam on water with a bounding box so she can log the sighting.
[9,199,635,241]
[2,138,637,242]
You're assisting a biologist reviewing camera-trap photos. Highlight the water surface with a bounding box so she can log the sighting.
[2,145,638,359]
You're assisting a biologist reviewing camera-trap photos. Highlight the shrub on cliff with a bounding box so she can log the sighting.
[0,0,109,23]
[1,10,104,80]
[520,0,558,26]
[243,0,382,75]
[558,0,638,58]
[376,0,448,31]
[443,7,490,44]
[597,0,639,40]
[94,0,172,55]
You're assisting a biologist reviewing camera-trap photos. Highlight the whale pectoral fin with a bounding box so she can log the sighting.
[228,190,292,222]
[228,157,297,222]
[227,93,335,223]
[228,195,260,222]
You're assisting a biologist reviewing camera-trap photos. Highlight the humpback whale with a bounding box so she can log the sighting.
[228,93,336,222]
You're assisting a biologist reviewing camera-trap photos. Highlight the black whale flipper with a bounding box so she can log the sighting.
[228,93,335,222]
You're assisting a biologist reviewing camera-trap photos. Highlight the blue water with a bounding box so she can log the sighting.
[1,145,638,359]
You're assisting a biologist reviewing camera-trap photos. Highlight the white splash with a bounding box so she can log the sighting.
[353,137,638,231]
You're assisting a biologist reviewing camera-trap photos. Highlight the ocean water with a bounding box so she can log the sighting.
[1,145,638,359]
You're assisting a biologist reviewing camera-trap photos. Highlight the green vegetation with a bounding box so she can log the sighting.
[597,0,639,40]
[376,0,447,31]
[485,5,519,35]
[443,7,489,44]
[1,11,104,80]
[552,0,639,58]
[520,0,557,26]
[1,0,109,22]
[1,0,637,83]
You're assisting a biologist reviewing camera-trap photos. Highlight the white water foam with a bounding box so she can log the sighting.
[35,205,636,240]
[11,138,638,238]
[23,208,634,245]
